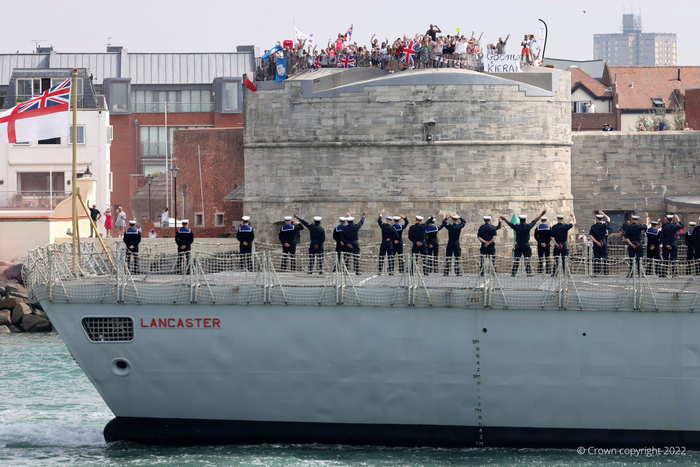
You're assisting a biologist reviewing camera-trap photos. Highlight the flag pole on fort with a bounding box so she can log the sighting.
[70,69,80,274]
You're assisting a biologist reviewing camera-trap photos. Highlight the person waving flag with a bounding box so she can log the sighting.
[401,40,419,67]
[0,78,71,144]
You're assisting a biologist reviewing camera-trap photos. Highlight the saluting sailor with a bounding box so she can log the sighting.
[476,215,500,275]
[175,219,194,275]
[236,216,254,271]
[551,213,576,275]
[500,210,546,276]
[644,212,661,276]
[686,221,698,275]
[589,211,612,275]
[123,220,141,274]
[295,214,326,274]
[340,212,367,275]
[534,216,552,275]
[392,215,409,273]
[332,216,348,271]
[442,213,466,276]
[624,214,646,276]
[425,209,442,274]
[279,215,304,272]
[378,210,399,275]
[660,213,684,277]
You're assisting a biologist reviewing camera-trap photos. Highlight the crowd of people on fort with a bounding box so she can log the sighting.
[255,24,542,81]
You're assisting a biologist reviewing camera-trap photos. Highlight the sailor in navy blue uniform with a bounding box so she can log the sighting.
[175,219,194,274]
[279,216,304,272]
[425,209,443,274]
[295,214,326,274]
[408,215,433,275]
[236,216,254,271]
[443,213,467,276]
[534,216,552,275]
[477,215,501,275]
[378,210,399,275]
[392,215,409,273]
[551,213,576,275]
[123,220,141,274]
[589,211,612,275]
[660,213,684,277]
[500,210,546,276]
[624,215,646,276]
[340,212,366,274]
[686,221,698,275]
[644,213,661,276]
[332,216,347,271]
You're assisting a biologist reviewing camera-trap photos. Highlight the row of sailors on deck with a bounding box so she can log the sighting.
[235,209,582,276]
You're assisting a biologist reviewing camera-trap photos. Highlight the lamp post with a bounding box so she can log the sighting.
[83,166,92,177]
[146,173,154,222]
[171,164,180,226]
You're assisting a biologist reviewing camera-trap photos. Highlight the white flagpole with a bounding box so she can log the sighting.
[71,69,80,273]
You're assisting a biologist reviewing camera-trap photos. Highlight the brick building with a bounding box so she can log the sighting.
[0,45,254,231]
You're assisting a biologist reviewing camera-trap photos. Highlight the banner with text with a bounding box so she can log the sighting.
[485,54,521,73]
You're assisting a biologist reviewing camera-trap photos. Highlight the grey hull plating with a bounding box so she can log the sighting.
[44,302,700,446]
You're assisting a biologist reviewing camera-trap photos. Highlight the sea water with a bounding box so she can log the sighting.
[1,333,697,466]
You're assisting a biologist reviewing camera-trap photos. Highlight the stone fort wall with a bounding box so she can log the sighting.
[244,69,573,249]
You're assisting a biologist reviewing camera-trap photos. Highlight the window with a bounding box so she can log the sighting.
[573,102,590,113]
[194,213,204,227]
[69,125,85,144]
[651,98,665,108]
[109,172,113,192]
[106,126,113,144]
[18,172,64,193]
[139,125,211,159]
[38,137,61,145]
[109,81,129,112]
[16,78,83,107]
[224,81,240,111]
[214,213,224,227]
[131,89,212,113]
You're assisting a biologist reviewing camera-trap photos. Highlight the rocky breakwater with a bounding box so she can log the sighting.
[0,263,52,333]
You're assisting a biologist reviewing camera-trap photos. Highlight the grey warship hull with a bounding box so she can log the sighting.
[25,245,700,446]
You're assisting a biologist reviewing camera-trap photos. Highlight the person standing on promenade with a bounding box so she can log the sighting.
[162,207,170,238]
[88,203,101,238]
[103,207,113,238]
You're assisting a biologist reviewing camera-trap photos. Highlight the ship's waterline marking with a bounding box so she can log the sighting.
[473,338,484,447]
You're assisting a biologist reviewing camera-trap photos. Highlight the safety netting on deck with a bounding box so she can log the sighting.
[21,243,700,313]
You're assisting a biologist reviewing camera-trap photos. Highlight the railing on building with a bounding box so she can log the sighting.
[132,101,213,114]
[254,52,484,81]
[22,242,700,313]
[0,191,71,210]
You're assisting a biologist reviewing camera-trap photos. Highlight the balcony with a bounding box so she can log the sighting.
[132,101,212,113]
[0,191,71,210]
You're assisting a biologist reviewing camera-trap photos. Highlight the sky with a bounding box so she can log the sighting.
[2,0,698,65]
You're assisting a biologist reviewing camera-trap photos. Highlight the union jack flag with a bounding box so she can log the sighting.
[312,58,323,71]
[337,55,355,69]
[400,40,419,66]
[0,78,71,144]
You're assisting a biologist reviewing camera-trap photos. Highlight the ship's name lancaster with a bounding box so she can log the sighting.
[140,317,221,328]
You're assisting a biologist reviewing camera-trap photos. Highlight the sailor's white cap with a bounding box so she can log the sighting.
[339,216,347,221]
[631,215,640,220]
[690,222,697,226]
[392,216,401,221]
[181,219,189,223]
[596,214,605,219]
[313,216,322,221]
[452,215,460,219]
[651,220,659,224]
[242,216,250,221]
[284,216,293,221]
[483,215,491,220]
[415,215,424,221]
[541,216,548,221]
[129,220,136,225]
[519,214,528,219]
[347,216,355,221]
[557,215,565,219]
[666,214,674,219]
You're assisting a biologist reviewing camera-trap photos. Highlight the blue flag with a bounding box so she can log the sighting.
[262,45,282,63]
[275,57,287,82]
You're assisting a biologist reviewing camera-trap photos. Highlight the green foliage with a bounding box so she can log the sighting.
[671,109,685,131]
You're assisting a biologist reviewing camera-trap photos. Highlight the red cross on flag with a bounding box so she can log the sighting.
[0,78,71,144]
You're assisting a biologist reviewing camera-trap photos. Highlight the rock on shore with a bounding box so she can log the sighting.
[0,267,52,333]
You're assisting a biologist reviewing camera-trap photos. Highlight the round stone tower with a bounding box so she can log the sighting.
[244,67,572,249]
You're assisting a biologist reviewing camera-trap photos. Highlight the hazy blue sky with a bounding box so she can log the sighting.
[3,0,697,64]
